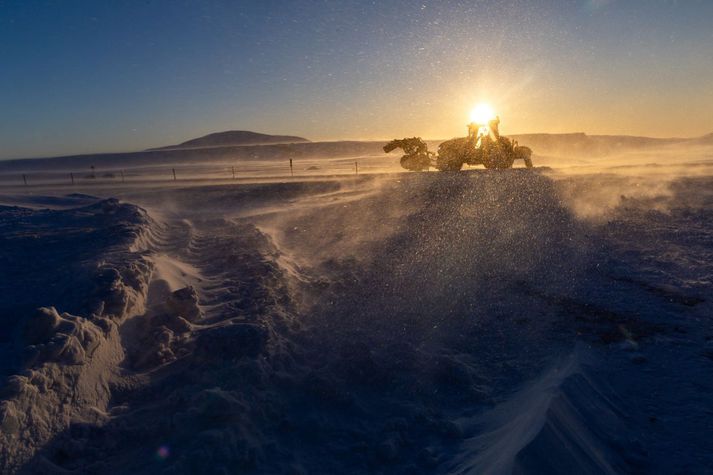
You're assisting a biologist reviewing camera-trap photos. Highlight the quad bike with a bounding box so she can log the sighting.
[384,116,533,171]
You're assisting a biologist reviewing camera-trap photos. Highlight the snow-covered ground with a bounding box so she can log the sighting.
[1,146,713,474]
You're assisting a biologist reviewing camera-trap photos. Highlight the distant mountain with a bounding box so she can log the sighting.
[509,132,696,157]
[151,131,310,150]
[691,132,713,145]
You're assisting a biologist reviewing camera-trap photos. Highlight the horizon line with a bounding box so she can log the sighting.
[1,130,711,163]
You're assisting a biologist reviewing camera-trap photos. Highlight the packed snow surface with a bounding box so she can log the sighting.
[1,151,713,473]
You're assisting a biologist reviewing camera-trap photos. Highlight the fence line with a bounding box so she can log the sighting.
[2,159,384,188]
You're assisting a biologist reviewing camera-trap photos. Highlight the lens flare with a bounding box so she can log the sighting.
[156,444,170,460]
[469,103,496,124]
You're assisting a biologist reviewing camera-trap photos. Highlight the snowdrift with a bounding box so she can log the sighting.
[0,198,156,471]
[1,168,712,473]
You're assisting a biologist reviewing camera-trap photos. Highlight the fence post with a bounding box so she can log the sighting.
[121,170,125,183]
[355,160,358,175]
[172,168,176,181]
[289,159,293,177]
[22,174,27,186]
[232,166,235,179]
[70,172,74,185]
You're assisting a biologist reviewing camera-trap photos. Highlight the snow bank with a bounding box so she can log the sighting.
[0,198,156,471]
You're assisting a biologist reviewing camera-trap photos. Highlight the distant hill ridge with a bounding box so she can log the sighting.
[506,132,712,157]
[2,131,711,166]
[150,130,310,150]
[693,132,713,145]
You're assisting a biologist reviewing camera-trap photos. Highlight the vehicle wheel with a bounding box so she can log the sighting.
[436,153,464,171]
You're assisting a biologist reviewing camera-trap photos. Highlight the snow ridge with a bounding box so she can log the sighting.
[0,198,156,472]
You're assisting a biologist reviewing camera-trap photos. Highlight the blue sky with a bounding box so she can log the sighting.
[1,0,712,159]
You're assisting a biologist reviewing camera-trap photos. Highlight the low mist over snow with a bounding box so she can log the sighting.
[2,130,711,187]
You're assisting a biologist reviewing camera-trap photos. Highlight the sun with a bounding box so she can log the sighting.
[469,103,496,124]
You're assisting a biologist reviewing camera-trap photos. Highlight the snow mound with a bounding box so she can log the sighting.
[0,198,156,471]
[21,307,108,367]
[451,350,639,474]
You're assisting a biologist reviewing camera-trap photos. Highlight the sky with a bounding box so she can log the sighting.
[1,0,712,159]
